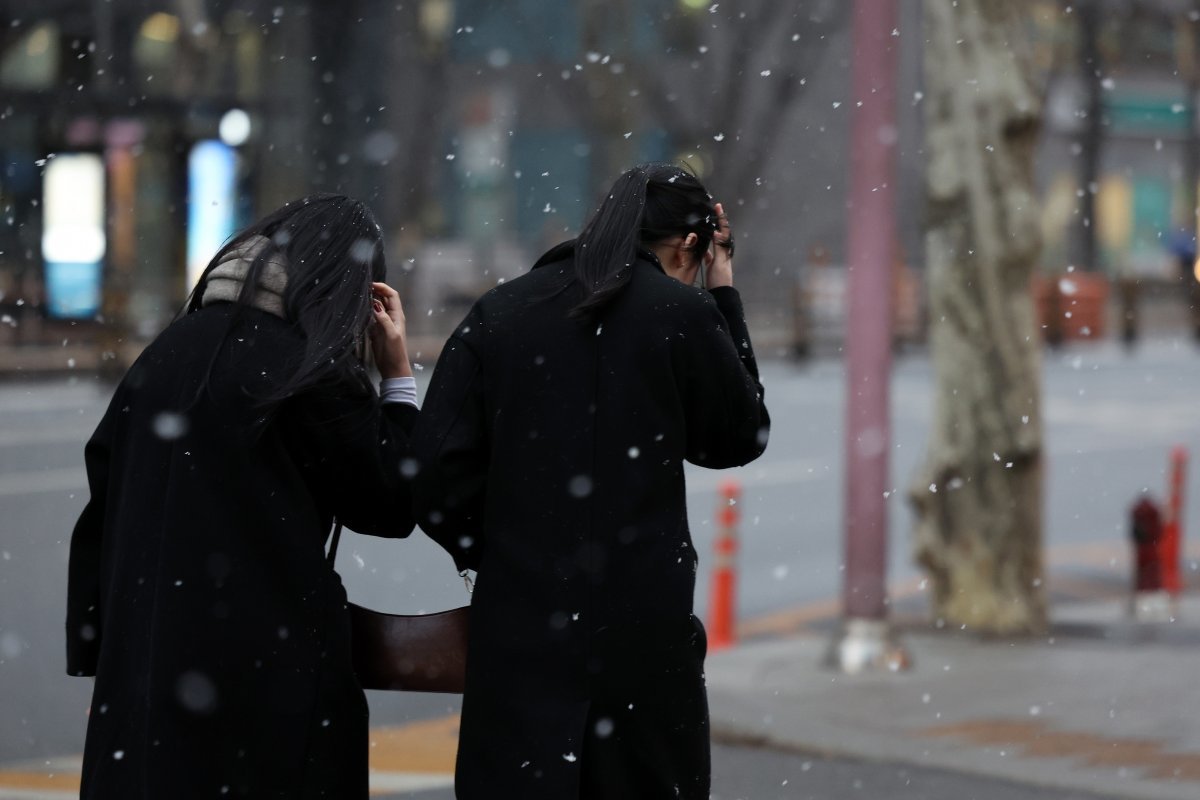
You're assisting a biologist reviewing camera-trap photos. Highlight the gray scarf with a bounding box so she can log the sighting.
[200,235,289,318]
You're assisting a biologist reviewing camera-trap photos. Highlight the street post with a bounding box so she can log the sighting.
[825,0,911,673]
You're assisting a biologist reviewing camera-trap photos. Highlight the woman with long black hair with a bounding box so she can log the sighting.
[66,194,415,799]
[414,164,770,799]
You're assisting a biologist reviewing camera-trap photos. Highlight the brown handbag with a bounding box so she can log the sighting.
[347,602,470,693]
[329,522,470,693]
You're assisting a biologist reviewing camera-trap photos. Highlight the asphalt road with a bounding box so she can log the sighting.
[2,336,1198,774]
[389,742,1123,800]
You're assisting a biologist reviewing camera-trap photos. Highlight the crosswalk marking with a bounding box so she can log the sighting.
[0,790,76,800]
[368,772,455,794]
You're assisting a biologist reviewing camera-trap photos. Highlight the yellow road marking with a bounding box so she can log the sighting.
[0,771,79,789]
[369,714,459,775]
[736,596,842,639]
[737,575,928,639]
[0,718,461,798]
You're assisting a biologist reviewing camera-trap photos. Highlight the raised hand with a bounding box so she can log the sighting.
[368,281,413,379]
[707,202,734,289]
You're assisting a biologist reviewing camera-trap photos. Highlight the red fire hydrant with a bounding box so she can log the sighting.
[1131,497,1164,592]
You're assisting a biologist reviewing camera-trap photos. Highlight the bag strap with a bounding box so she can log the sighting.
[326,519,343,566]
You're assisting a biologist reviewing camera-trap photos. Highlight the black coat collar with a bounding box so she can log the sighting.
[531,239,665,273]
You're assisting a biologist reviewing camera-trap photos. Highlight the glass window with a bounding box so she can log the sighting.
[132,11,181,92]
[451,0,579,63]
[0,21,59,89]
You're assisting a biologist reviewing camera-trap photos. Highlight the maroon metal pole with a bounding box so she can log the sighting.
[827,0,909,672]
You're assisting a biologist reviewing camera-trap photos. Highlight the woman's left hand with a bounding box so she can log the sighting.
[705,202,734,289]
[368,282,413,379]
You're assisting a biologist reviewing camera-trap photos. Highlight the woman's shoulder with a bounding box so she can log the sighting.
[630,258,723,313]
[469,254,572,316]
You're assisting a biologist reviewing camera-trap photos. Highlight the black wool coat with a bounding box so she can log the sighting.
[66,304,416,800]
[413,243,769,800]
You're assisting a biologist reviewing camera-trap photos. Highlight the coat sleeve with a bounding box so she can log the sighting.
[281,371,417,538]
[66,403,116,677]
[411,333,488,573]
[679,286,770,469]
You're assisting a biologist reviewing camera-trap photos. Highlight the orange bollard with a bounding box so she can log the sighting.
[1162,446,1187,596]
[708,480,741,652]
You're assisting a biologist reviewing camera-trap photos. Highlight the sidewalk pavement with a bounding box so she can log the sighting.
[706,592,1200,800]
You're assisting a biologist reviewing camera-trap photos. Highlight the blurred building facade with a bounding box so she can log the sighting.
[0,0,313,353]
[1,1,1197,366]
[1032,0,1200,280]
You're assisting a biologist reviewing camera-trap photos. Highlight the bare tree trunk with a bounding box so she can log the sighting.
[1073,0,1102,272]
[380,4,451,234]
[578,0,639,188]
[909,0,1047,635]
[637,1,846,209]
[559,1,846,219]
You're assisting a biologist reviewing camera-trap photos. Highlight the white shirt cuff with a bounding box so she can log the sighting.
[380,376,418,408]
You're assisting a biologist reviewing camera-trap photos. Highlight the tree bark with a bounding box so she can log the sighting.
[910,0,1047,635]
[1073,0,1102,272]
[577,0,640,188]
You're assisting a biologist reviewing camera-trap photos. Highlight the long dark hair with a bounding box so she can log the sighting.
[571,163,717,319]
[183,193,386,407]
